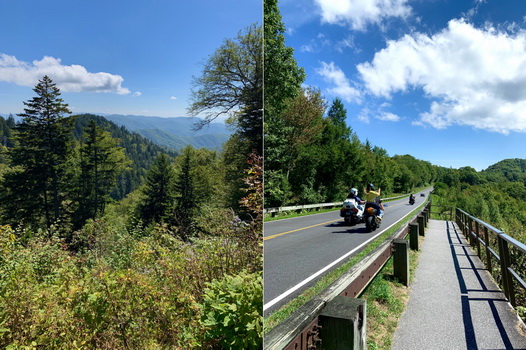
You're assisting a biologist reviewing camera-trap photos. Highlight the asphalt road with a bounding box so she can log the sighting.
[263,188,433,315]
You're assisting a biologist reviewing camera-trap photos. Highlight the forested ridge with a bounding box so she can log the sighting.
[0,20,262,349]
[1,113,174,201]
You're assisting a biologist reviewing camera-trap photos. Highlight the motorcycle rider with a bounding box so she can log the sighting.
[347,188,365,210]
[363,183,384,219]
[409,193,415,204]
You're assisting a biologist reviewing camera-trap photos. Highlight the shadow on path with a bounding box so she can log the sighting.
[447,221,517,350]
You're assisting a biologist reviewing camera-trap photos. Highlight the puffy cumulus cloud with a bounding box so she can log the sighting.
[316,61,362,103]
[357,19,526,133]
[315,0,411,31]
[0,54,130,95]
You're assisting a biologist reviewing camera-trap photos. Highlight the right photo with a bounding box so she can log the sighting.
[263,0,526,349]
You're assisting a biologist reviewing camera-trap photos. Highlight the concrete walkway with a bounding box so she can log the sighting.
[392,219,526,350]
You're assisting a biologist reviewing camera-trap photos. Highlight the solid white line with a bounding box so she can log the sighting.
[263,204,422,312]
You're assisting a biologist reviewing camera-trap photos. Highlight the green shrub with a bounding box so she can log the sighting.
[200,271,262,349]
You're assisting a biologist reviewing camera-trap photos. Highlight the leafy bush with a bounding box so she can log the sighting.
[200,271,263,349]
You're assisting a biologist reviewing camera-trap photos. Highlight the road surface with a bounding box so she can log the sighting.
[263,188,433,315]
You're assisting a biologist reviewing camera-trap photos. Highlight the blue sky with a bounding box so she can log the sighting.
[0,0,260,120]
[279,0,526,170]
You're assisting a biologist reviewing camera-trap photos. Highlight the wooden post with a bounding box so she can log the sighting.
[418,215,425,236]
[409,223,419,251]
[393,239,409,286]
[475,221,481,258]
[319,296,366,350]
[498,235,516,307]
[484,226,492,273]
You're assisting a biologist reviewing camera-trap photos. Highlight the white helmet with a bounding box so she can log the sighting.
[350,188,358,196]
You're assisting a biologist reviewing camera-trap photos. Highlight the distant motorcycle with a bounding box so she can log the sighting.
[409,195,415,205]
[340,198,365,226]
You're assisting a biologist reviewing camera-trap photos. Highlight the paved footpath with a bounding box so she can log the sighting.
[392,219,526,350]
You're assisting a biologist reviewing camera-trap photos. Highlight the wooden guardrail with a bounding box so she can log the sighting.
[264,199,432,349]
[455,208,526,308]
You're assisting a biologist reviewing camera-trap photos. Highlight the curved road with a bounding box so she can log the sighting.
[263,188,432,315]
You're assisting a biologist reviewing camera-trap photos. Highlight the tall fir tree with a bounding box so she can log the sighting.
[1,76,73,229]
[137,153,177,226]
[175,147,196,239]
[75,120,130,228]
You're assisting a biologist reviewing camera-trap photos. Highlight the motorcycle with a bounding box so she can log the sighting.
[340,198,365,226]
[409,195,415,205]
[364,204,382,232]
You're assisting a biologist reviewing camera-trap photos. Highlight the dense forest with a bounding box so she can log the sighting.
[0,21,262,349]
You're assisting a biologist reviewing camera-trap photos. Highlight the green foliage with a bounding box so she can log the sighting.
[75,120,130,228]
[199,271,263,349]
[1,76,74,229]
[137,153,177,226]
[0,213,262,349]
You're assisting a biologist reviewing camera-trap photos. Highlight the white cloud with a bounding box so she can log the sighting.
[170,96,177,100]
[358,107,400,123]
[316,61,362,103]
[0,54,130,95]
[377,111,400,121]
[315,0,411,31]
[134,91,142,97]
[357,19,526,133]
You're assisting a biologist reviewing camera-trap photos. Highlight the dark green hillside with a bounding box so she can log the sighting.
[73,114,177,199]
[482,158,526,183]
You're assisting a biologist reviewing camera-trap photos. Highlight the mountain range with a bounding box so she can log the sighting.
[103,114,231,151]
[1,113,232,152]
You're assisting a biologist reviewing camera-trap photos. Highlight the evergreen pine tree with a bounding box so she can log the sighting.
[76,120,130,228]
[137,153,176,226]
[2,76,73,228]
[175,147,196,239]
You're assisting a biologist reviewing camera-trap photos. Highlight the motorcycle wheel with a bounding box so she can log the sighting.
[344,217,350,224]
[366,216,374,232]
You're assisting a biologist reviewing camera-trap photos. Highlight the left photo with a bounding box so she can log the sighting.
[0,1,262,348]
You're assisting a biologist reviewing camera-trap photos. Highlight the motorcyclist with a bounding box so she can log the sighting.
[347,187,365,211]
[363,183,384,218]
[347,188,365,204]
[409,193,415,204]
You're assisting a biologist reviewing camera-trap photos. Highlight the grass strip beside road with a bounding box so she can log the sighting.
[363,235,424,349]
[263,199,429,333]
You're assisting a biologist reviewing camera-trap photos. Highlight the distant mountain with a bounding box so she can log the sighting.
[103,114,232,151]
[482,158,526,183]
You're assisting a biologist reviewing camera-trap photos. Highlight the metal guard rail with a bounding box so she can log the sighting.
[455,208,526,307]
[264,194,409,215]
